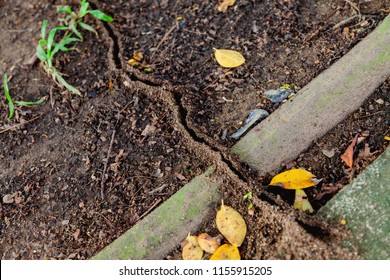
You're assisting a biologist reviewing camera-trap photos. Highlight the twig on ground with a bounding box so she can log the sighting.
[0,114,44,134]
[100,129,116,199]
[332,14,360,30]
[134,198,162,223]
[150,24,176,61]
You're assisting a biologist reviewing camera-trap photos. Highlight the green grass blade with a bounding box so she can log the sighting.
[52,36,79,57]
[3,74,15,119]
[57,5,72,14]
[41,19,48,39]
[36,44,48,62]
[53,71,81,95]
[47,27,58,56]
[79,1,89,18]
[39,38,47,47]
[70,21,83,39]
[88,10,113,22]
[56,26,69,31]
[78,21,97,35]
[15,97,46,106]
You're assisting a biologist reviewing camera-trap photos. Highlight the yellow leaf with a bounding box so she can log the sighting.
[133,51,143,62]
[384,136,390,141]
[182,234,203,260]
[217,0,236,12]
[214,48,245,68]
[210,244,240,260]
[127,58,140,67]
[197,233,221,254]
[269,169,320,189]
[293,189,314,213]
[216,201,247,247]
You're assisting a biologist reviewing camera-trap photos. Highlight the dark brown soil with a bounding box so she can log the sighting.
[0,0,388,259]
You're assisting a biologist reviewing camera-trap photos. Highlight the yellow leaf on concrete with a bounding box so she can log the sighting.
[210,244,240,260]
[270,169,320,189]
[216,201,247,247]
[217,0,236,13]
[214,48,245,68]
[197,233,221,254]
[182,234,203,260]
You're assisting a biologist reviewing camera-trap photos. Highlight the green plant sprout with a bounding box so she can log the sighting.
[243,192,253,210]
[57,0,113,40]
[3,74,46,119]
[36,1,113,95]
[3,74,14,119]
[36,20,81,95]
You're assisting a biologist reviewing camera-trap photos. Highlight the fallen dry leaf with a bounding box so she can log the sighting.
[216,201,247,247]
[210,244,240,260]
[213,48,245,68]
[182,234,203,260]
[269,169,320,189]
[340,134,358,168]
[217,0,236,13]
[197,233,221,254]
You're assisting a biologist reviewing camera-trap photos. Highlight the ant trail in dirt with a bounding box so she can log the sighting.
[170,89,248,183]
[89,1,121,69]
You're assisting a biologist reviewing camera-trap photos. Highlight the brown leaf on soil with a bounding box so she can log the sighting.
[340,134,358,168]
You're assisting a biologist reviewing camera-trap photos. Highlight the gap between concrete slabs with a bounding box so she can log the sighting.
[92,166,221,260]
[231,14,390,175]
[318,146,390,259]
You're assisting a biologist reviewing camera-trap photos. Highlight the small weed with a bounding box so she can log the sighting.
[3,74,46,119]
[243,191,253,210]
[3,74,14,119]
[36,20,81,95]
[57,0,113,40]
[36,1,113,95]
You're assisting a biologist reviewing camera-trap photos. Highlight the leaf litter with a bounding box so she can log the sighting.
[181,200,246,260]
[340,134,358,168]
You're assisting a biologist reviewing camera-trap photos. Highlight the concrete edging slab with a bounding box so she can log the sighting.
[318,147,390,259]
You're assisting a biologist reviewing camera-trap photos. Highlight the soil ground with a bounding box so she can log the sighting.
[0,0,388,259]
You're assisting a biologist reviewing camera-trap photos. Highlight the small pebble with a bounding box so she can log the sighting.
[322,148,335,158]
[3,194,14,204]
[284,34,292,41]
[375,98,384,105]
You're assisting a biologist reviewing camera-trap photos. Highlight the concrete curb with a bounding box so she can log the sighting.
[91,166,221,259]
[318,147,390,259]
[232,14,390,175]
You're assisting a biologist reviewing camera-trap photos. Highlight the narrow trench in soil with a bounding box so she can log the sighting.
[98,5,252,185]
